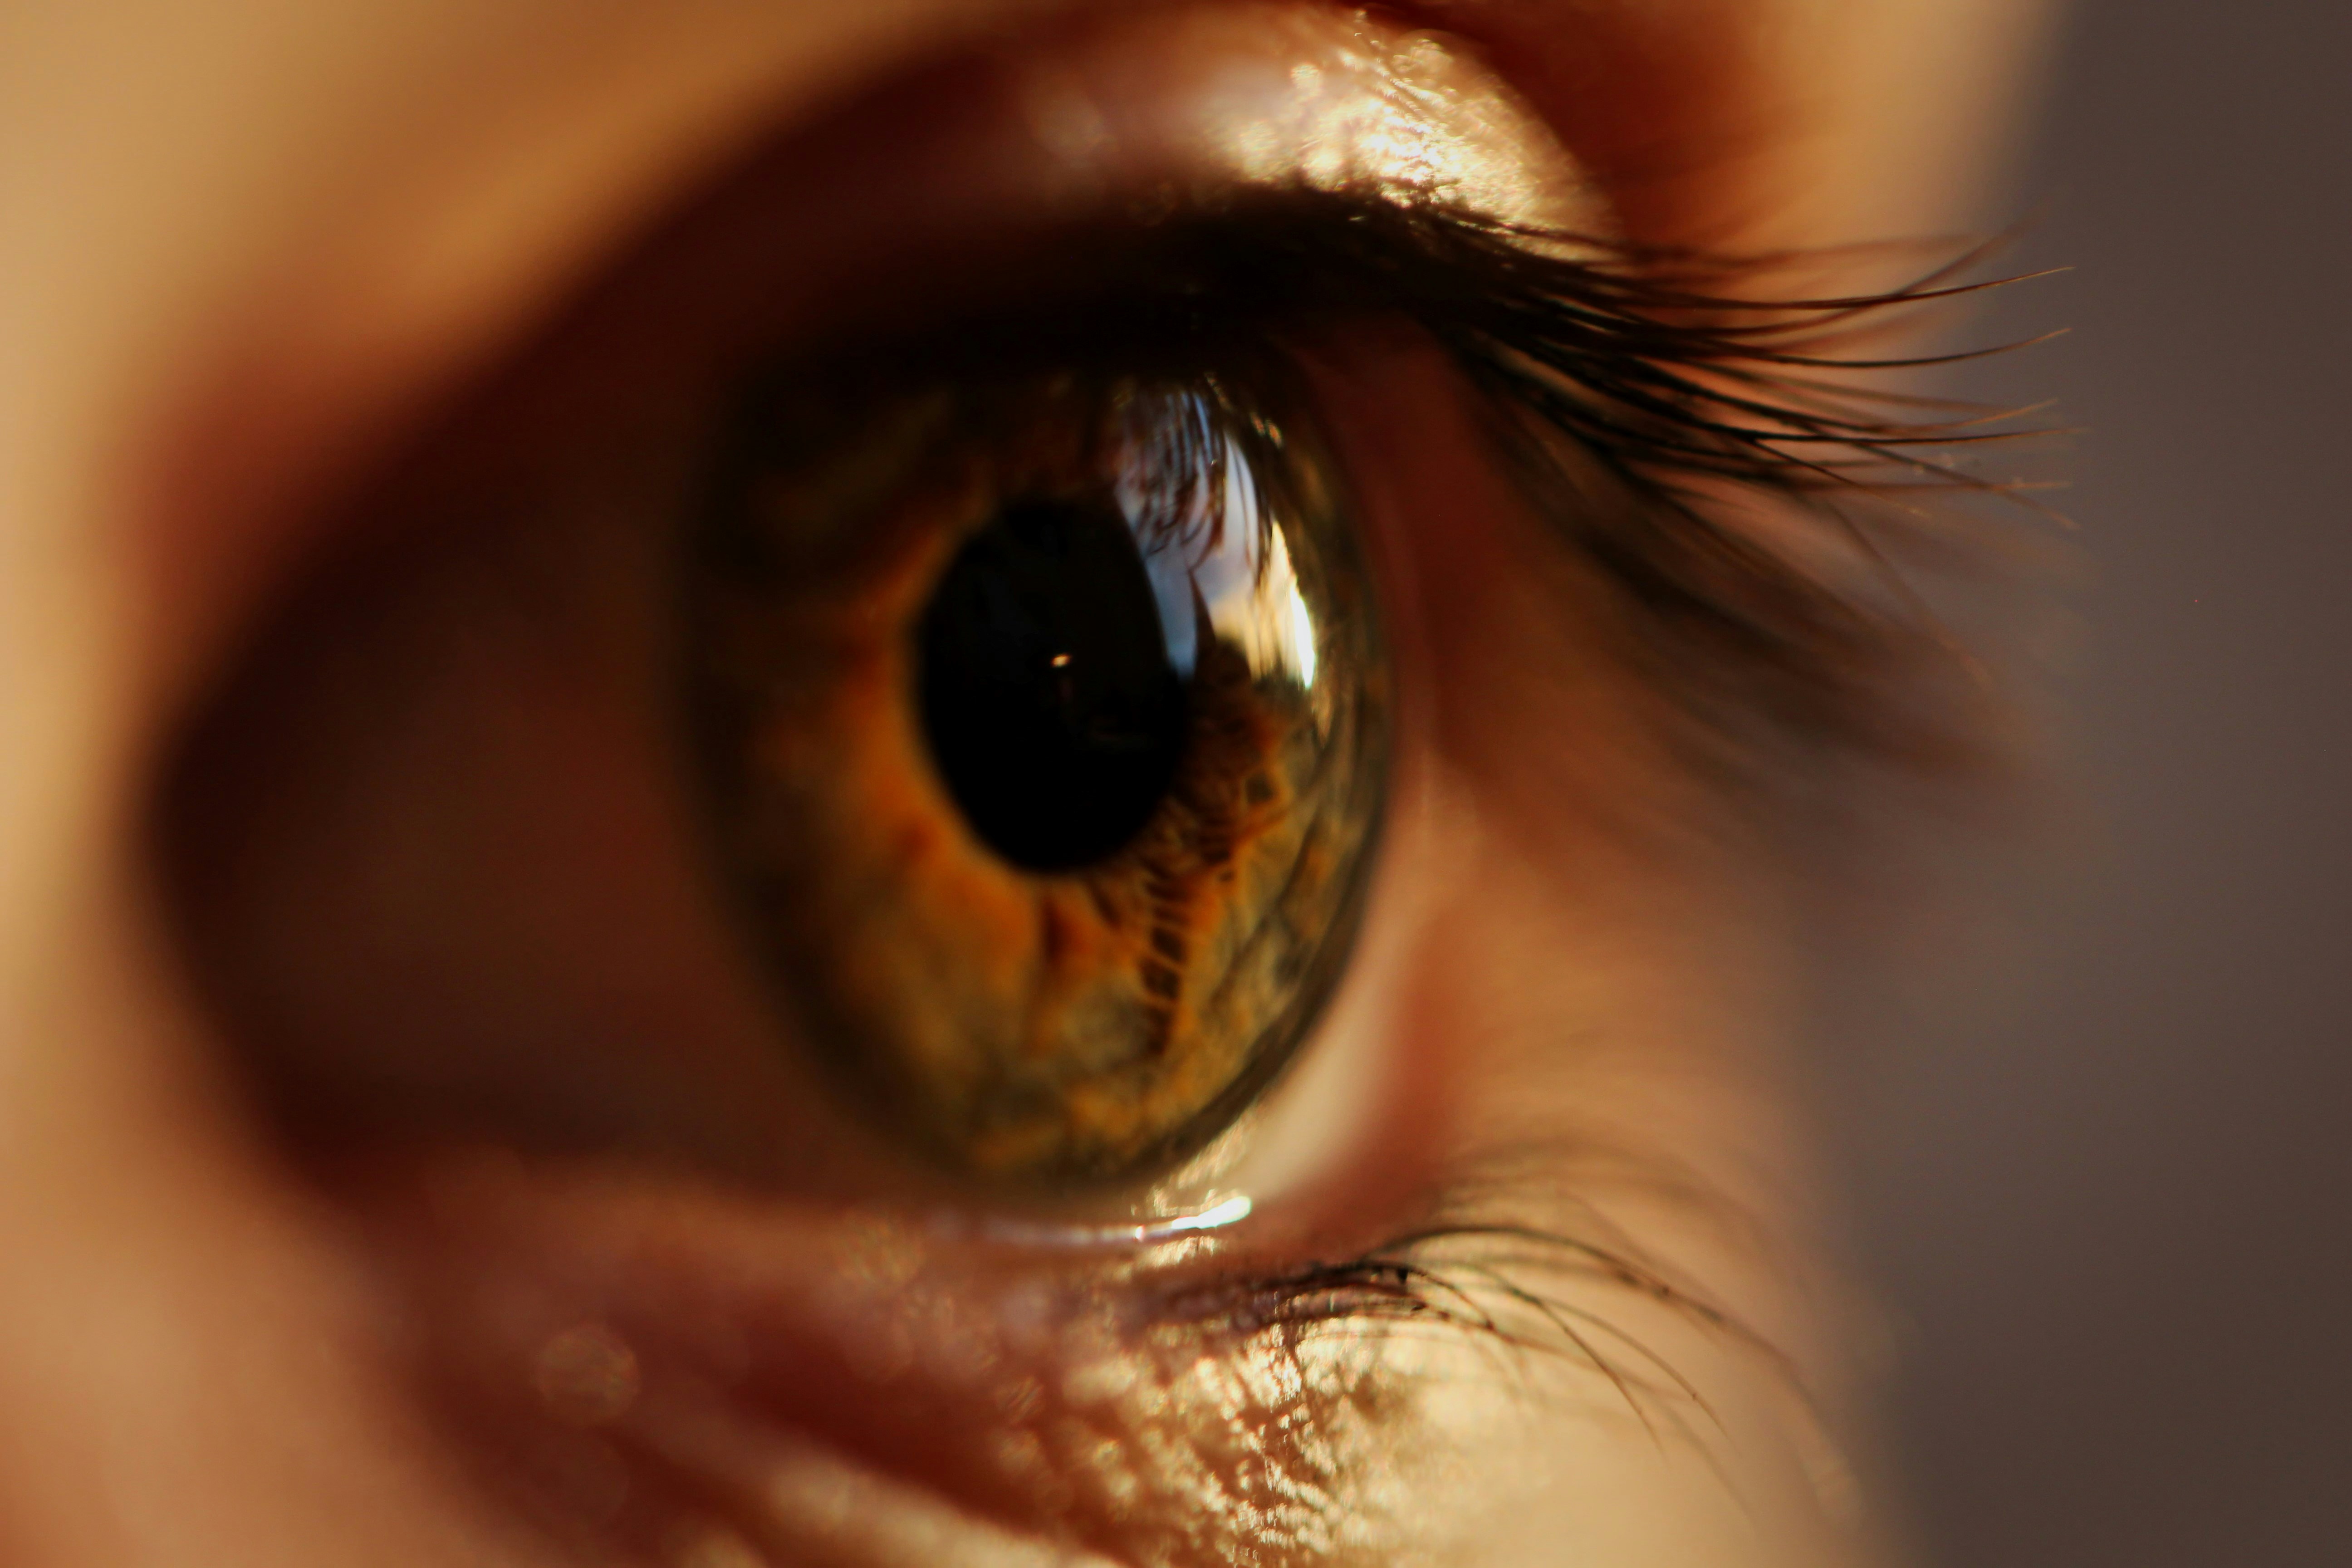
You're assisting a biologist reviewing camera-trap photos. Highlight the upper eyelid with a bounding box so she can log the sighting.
[128,2,1708,603]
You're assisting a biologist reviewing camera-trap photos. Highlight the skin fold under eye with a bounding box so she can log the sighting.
[132,4,2033,1566]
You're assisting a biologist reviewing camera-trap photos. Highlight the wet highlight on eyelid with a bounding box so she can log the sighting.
[143,6,2053,1567]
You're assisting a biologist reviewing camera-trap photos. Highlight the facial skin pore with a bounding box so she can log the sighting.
[0,3,2048,1565]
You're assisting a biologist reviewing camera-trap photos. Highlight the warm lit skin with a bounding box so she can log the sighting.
[0,3,2049,1565]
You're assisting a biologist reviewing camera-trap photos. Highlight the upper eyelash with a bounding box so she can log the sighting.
[1264,196,2054,759]
[877,186,2055,761]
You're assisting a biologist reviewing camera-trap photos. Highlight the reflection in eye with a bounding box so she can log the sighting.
[690,362,1382,1185]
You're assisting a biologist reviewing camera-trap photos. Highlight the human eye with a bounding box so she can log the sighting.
[133,3,2042,1565]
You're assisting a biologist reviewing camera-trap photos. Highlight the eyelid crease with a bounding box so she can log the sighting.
[991,0,1599,230]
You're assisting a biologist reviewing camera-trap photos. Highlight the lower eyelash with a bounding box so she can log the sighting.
[1155,1216,1770,1443]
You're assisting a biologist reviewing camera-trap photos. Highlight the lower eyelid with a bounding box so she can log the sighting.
[351,1128,1456,1563]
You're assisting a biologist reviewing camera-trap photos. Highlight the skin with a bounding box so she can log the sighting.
[0,2,2050,1565]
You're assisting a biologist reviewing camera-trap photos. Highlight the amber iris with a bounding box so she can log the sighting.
[690,366,1385,1187]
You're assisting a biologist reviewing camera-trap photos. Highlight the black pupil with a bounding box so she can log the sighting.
[917,496,1190,872]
